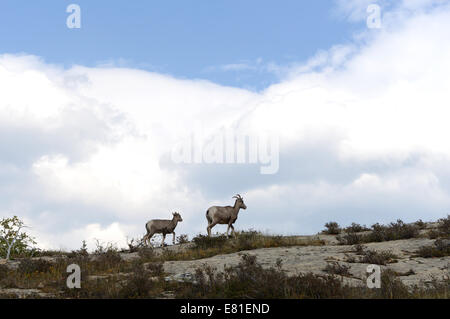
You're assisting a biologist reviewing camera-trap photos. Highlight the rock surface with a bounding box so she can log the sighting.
[162,237,449,288]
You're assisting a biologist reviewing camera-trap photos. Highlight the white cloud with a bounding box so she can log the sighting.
[333,0,449,23]
[32,222,130,251]
[1,4,450,249]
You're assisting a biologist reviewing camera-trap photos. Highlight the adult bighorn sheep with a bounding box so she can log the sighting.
[142,212,183,246]
[206,194,247,237]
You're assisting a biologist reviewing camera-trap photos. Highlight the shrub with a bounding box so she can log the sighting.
[91,241,123,272]
[338,219,420,245]
[344,223,370,233]
[234,230,261,250]
[368,220,419,242]
[176,254,356,299]
[17,258,53,275]
[138,247,155,261]
[375,269,411,299]
[323,261,351,276]
[353,244,367,255]
[176,234,189,245]
[337,232,362,245]
[323,222,341,235]
[415,239,450,258]
[146,262,164,276]
[359,249,398,265]
[414,219,426,229]
[118,262,157,298]
[192,234,228,250]
[437,215,450,237]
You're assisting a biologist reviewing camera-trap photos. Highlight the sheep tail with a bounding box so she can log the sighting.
[206,209,212,224]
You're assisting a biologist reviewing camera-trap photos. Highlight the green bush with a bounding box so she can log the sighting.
[0,216,37,260]
[176,254,354,299]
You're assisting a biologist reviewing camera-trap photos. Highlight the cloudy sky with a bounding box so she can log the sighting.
[1,0,450,250]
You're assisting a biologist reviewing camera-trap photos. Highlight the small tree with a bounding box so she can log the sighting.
[323,221,341,235]
[0,216,36,260]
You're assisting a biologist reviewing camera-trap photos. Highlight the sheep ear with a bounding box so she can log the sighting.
[172,212,175,215]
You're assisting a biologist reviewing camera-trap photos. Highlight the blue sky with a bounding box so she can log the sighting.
[2,1,450,250]
[0,1,362,90]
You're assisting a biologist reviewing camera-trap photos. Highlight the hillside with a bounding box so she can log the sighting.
[0,217,449,298]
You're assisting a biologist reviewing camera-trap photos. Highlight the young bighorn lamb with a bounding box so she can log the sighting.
[142,212,183,246]
[206,194,247,237]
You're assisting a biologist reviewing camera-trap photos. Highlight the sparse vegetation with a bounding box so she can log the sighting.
[175,254,449,299]
[415,239,450,258]
[359,249,398,265]
[192,234,228,250]
[323,261,351,276]
[345,245,398,265]
[176,254,352,298]
[0,220,448,299]
[17,258,53,275]
[337,219,420,245]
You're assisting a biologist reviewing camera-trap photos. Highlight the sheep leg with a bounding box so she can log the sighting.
[229,224,236,237]
[172,231,176,245]
[146,233,154,247]
[161,233,166,247]
[207,222,218,237]
[141,234,148,245]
